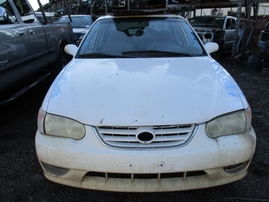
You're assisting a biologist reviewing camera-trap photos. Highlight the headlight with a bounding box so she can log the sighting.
[37,109,85,140]
[206,108,252,138]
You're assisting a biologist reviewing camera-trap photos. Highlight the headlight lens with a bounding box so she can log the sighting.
[206,108,252,138]
[38,109,85,140]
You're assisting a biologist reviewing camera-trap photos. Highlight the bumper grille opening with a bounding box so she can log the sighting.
[186,171,206,177]
[134,174,158,179]
[86,170,206,181]
[159,172,184,178]
[107,173,131,179]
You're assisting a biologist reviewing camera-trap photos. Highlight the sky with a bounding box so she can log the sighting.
[28,0,49,11]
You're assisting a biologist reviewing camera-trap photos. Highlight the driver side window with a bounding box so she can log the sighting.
[0,0,18,24]
[14,0,35,23]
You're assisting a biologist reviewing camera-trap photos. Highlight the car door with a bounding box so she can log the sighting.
[223,17,236,51]
[0,0,48,96]
[0,0,29,94]
[15,0,47,60]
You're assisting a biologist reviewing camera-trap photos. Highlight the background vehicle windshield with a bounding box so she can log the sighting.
[78,17,206,58]
[189,16,224,29]
[57,16,92,28]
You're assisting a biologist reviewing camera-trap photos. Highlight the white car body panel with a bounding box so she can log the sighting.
[43,57,247,126]
[35,124,256,192]
[37,125,255,171]
[35,14,256,192]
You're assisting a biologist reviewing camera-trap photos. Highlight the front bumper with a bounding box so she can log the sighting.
[35,124,256,192]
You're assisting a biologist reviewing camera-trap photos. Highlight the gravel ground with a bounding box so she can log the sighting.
[0,55,269,202]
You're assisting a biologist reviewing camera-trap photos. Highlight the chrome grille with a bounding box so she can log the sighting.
[95,124,196,148]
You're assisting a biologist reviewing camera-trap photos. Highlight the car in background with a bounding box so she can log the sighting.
[257,22,269,50]
[257,22,269,73]
[57,14,93,46]
[35,12,56,23]
[189,15,237,60]
[35,13,256,192]
[0,0,73,105]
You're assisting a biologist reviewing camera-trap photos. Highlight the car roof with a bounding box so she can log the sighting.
[60,15,92,17]
[97,13,185,20]
[190,15,236,19]
[191,15,225,18]
[35,12,55,16]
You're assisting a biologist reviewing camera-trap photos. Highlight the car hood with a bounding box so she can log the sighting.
[43,57,248,126]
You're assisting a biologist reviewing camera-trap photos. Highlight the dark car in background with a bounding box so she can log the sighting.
[57,15,93,46]
[189,15,237,60]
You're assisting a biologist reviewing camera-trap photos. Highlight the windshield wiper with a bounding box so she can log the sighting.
[123,50,193,57]
[76,53,135,58]
[149,50,192,57]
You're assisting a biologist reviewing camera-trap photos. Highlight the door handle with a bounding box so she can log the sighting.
[29,29,35,35]
[18,31,24,36]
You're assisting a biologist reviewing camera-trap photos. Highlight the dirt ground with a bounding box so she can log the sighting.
[0,54,269,202]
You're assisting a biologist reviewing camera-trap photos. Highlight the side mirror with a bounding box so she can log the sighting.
[0,6,9,23]
[64,44,78,56]
[204,42,219,54]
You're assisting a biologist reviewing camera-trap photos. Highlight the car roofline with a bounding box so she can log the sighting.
[97,13,184,20]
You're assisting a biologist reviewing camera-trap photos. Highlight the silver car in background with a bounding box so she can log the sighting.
[57,14,93,46]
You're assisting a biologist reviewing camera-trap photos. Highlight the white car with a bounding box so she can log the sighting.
[35,13,256,192]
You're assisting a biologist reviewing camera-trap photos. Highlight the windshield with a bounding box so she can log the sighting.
[57,16,92,28]
[77,16,206,58]
[189,16,224,29]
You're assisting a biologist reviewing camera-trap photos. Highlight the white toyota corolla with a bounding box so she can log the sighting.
[35,14,256,192]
